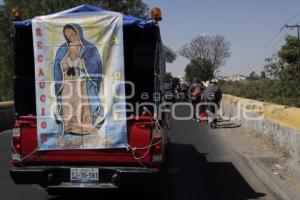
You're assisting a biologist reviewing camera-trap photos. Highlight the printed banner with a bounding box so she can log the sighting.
[32,11,127,150]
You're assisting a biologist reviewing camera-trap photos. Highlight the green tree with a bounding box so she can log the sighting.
[264,54,283,79]
[277,35,300,83]
[184,59,214,83]
[164,72,173,82]
[220,35,300,107]
[164,45,177,63]
[248,71,258,80]
[264,35,300,97]
[278,35,299,65]
[0,0,149,101]
[3,0,149,19]
[265,36,300,84]
[260,71,266,79]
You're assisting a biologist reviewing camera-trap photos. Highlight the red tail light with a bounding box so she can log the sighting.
[152,137,162,155]
[12,128,21,166]
[151,123,163,166]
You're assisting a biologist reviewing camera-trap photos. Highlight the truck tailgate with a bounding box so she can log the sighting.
[16,116,153,166]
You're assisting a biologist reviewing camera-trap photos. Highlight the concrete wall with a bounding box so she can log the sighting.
[0,101,14,132]
[221,94,300,173]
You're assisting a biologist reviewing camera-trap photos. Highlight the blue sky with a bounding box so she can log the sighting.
[145,0,300,76]
[2,0,300,76]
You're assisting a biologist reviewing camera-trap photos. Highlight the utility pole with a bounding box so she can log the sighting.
[283,24,300,81]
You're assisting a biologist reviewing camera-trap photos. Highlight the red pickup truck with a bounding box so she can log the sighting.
[10,5,169,192]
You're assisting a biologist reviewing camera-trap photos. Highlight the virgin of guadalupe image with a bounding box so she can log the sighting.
[54,23,104,135]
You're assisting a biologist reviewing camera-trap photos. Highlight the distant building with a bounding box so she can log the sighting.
[218,74,247,82]
[177,75,188,84]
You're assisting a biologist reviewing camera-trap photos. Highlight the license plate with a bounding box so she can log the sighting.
[70,168,99,183]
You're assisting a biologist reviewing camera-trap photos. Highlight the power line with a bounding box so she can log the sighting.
[239,10,300,75]
[239,31,283,74]
[285,10,300,25]
[244,32,289,75]
[245,25,300,75]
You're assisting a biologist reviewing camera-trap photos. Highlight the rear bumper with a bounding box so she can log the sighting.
[10,166,162,189]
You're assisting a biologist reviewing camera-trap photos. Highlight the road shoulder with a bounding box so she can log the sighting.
[217,126,300,200]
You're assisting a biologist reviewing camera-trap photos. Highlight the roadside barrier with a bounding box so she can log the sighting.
[222,94,300,176]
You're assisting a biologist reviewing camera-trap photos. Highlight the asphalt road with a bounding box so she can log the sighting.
[0,106,280,200]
